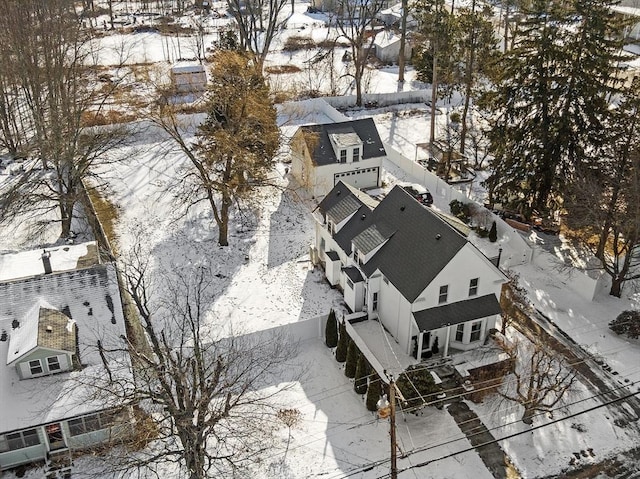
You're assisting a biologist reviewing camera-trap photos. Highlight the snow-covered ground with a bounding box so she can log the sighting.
[3,1,640,477]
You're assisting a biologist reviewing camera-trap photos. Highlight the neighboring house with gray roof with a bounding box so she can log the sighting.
[290,118,386,198]
[313,181,507,359]
[0,242,132,473]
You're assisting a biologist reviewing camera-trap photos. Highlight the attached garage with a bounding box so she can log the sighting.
[334,167,380,189]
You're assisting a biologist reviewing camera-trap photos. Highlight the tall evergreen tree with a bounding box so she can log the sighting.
[325,309,338,348]
[482,0,626,217]
[366,374,382,411]
[335,320,349,363]
[345,340,359,378]
[354,353,369,395]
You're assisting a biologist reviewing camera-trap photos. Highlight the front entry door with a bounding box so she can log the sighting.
[46,423,66,450]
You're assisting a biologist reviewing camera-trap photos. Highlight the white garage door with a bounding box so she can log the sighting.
[334,167,379,189]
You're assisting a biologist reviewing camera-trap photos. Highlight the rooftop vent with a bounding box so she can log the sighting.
[435,234,442,240]
[361,214,366,220]
[400,206,405,211]
[0,330,7,342]
[42,250,52,275]
[46,325,53,333]
[11,319,19,329]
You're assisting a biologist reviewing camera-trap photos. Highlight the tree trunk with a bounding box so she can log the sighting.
[609,277,623,298]
[398,0,408,83]
[218,191,231,247]
[522,406,535,425]
[429,52,438,144]
[459,0,476,154]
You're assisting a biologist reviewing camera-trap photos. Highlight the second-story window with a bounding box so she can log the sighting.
[353,147,360,162]
[438,285,448,304]
[340,149,347,163]
[372,292,378,311]
[469,278,479,296]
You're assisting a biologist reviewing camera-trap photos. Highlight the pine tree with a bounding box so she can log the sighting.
[345,340,359,378]
[366,374,382,411]
[325,309,338,348]
[482,0,626,217]
[354,353,369,395]
[335,320,349,363]
[489,221,497,243]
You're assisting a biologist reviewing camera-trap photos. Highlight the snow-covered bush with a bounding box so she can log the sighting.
[609,310,640,339]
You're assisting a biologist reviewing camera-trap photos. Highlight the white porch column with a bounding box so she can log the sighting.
[417,332,424,359]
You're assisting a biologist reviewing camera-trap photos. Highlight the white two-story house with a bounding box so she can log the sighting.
[314,182,507,359]
[290,118,386,198]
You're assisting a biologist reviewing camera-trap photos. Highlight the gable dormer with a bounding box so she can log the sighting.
[7,303,76,379]
[351,223,393,267]
[328,129,363,164]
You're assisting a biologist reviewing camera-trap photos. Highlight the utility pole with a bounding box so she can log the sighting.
[390,376,398,479]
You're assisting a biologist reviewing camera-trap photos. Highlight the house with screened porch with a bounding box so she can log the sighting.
[313,181,508,360]
[0,242,133,474]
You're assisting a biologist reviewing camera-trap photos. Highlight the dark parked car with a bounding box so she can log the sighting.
[402,184,434,206]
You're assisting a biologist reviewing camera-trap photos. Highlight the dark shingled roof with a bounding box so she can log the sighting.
[359,186,468,302]
[343,266,364,283]
[297,118,386,166]
[412,294,502,331]
[326,195,363,225]
[352,224,391,255]
[325,251,340,261]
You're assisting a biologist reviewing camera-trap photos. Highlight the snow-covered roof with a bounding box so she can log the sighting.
[374,31,401,49]
[0,242,96,282]
[0,243,129,434]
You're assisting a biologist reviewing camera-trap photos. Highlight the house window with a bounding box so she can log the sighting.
[346,278,354,289]
[372,292,378,311]
[320,237,326,254]
[47,356,61,372]
[353,147,360,162]
[469,278,479,297]
[1,429,40,451]
[340,149,347,163]
[328,221,335,235]
[438,285,448,304]
[470,321,482,342]
[455,324,464,342]
[29,359,43,375]
[68,412,114,437]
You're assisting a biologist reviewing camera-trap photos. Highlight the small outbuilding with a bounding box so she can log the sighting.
[170,64,207,93]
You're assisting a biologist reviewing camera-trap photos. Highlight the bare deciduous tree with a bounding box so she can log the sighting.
[227,0,290,69]
[500,339,577,425]
[335,0,387,107]
[0,0,127,240]
[92,244,298,479]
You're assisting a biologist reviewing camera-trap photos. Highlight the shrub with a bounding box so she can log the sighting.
[354,353,369,395]
[345,340,359,378]
[396,364,439,410]
[366,374,382,411]
[449,199,471,224]
[335,320,349,362]
[489,221,498,242]
[609,310,640,339]
[283,35,316,51]
[325,309,338,348]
